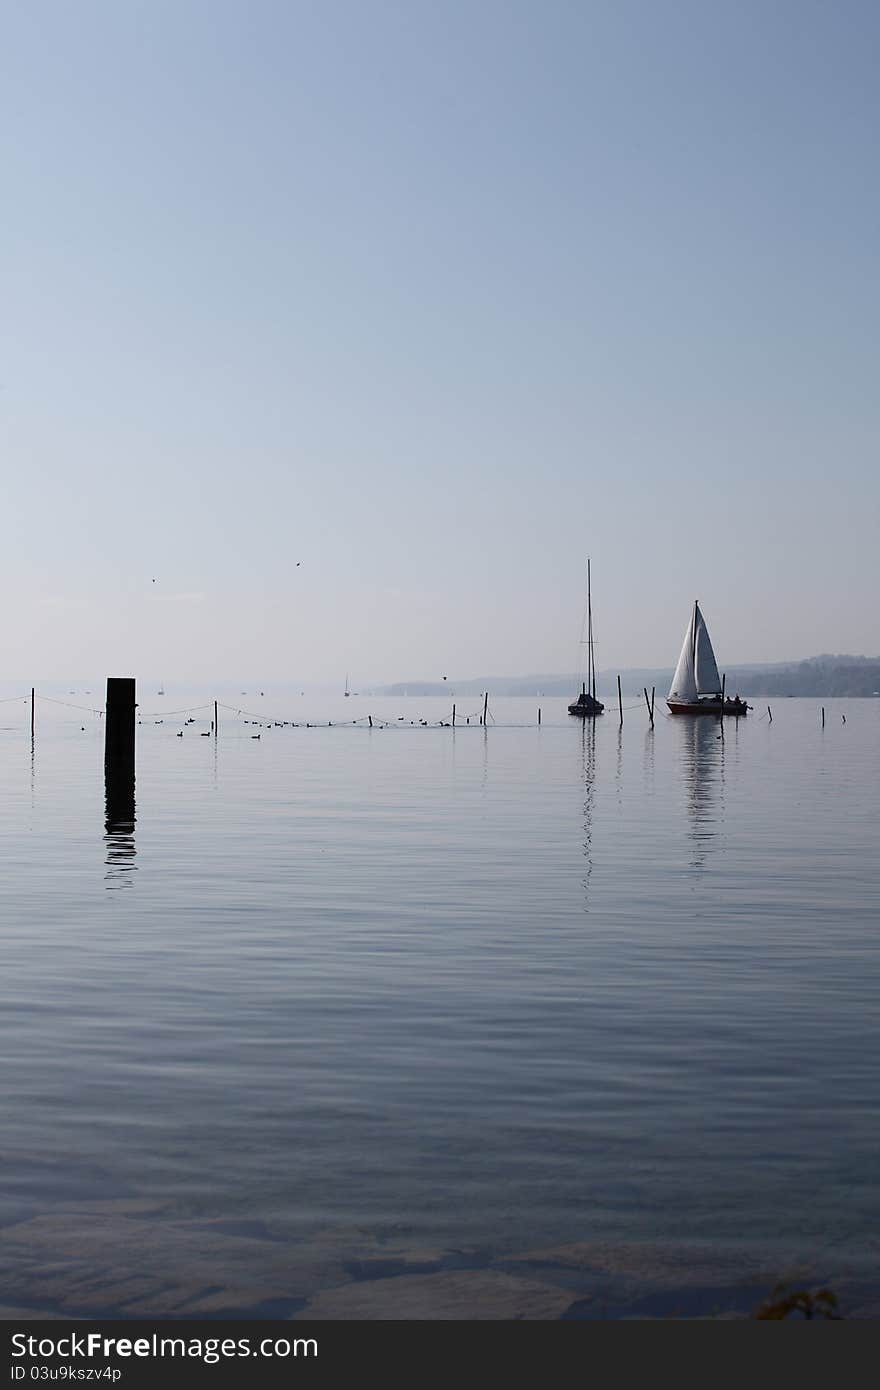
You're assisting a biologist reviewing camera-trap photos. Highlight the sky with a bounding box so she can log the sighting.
[2,0,878,684]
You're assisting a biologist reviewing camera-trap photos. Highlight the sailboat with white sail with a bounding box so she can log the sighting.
[568,560,604,718]
[667,601,748,716]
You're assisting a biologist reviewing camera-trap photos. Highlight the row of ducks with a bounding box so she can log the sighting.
[134,713,458,737]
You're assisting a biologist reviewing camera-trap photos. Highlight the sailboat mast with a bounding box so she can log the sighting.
[692,600,698,673]
[587,559,596,701]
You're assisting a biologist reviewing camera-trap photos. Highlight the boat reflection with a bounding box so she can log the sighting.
[676,715,725,870]
[581,719,597,908]
[104,771,137,889]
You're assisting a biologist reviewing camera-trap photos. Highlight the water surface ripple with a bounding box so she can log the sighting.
[1,696,877,1316]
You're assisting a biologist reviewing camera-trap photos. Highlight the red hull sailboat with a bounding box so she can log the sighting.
[667,602,748,716]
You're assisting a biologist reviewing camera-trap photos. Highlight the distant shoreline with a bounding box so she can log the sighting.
[374,656,880,701]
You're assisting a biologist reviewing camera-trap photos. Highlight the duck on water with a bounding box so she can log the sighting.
[667,601,749,716]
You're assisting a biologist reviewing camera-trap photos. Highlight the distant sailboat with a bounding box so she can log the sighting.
[157,681,165,696]
[568,560,604,718]
[667,602,748,716]
[344,674,350,697]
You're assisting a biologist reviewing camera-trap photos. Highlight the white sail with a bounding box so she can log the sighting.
[694,607,722,695]
[668,607,698,702]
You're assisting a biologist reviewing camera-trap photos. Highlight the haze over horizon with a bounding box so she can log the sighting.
[3,1,878,685]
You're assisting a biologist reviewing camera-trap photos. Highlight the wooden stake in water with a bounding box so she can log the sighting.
[483,691,488,726]
[617,675,623,724]
[651,686,655,721]
[31,687,35,740]
[537,708,541,726]
[768,706,772,722]
[644,686,653,726]
[214,699,218,738]
[821,706,825,727]
[105,678,136,778]
[452,704,456,728]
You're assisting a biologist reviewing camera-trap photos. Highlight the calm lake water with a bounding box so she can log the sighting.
[1,691,878,1318]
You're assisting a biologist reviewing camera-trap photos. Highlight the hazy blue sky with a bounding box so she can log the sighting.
[2,0,878,683]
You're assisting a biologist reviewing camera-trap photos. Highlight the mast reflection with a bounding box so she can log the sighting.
[581,718,597,909]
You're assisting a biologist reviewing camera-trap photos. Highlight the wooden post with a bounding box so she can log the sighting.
[452,704,456,728]
[768,706,772,722]
[483,691,488,725]
[537,707,541,726]
[105,678,136,777]
[31,687,35,739]
[368,715,373,728]
[617,675,623,724]
[105,771,135,839]
[644,686,653,725]
[105,678,136,836]
[651,686,655,720]
[821,706,825,727]
[214,700,218,737]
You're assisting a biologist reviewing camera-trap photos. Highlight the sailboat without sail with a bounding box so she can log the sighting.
[667,602,748,716]
[568,561,604,718]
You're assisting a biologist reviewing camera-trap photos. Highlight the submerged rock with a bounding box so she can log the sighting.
[294,1269,574,1320]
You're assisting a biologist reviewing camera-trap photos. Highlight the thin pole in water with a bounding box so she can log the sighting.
[617,675,623,725]
[368,715,373,728]
[31,687,35,740]
[483,691,488,726]
[452,704,456,728]
[768,706,772,722]
[651,686,655,720]
[214,700,218,737]
[537,708,541,726]
[644,686,653,726]
[821,706,825,727]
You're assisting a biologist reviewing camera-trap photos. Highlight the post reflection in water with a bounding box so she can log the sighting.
[580,719,597,909]
[642,721,656,794]
[677,715,725,870]
[104,771,137,889]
